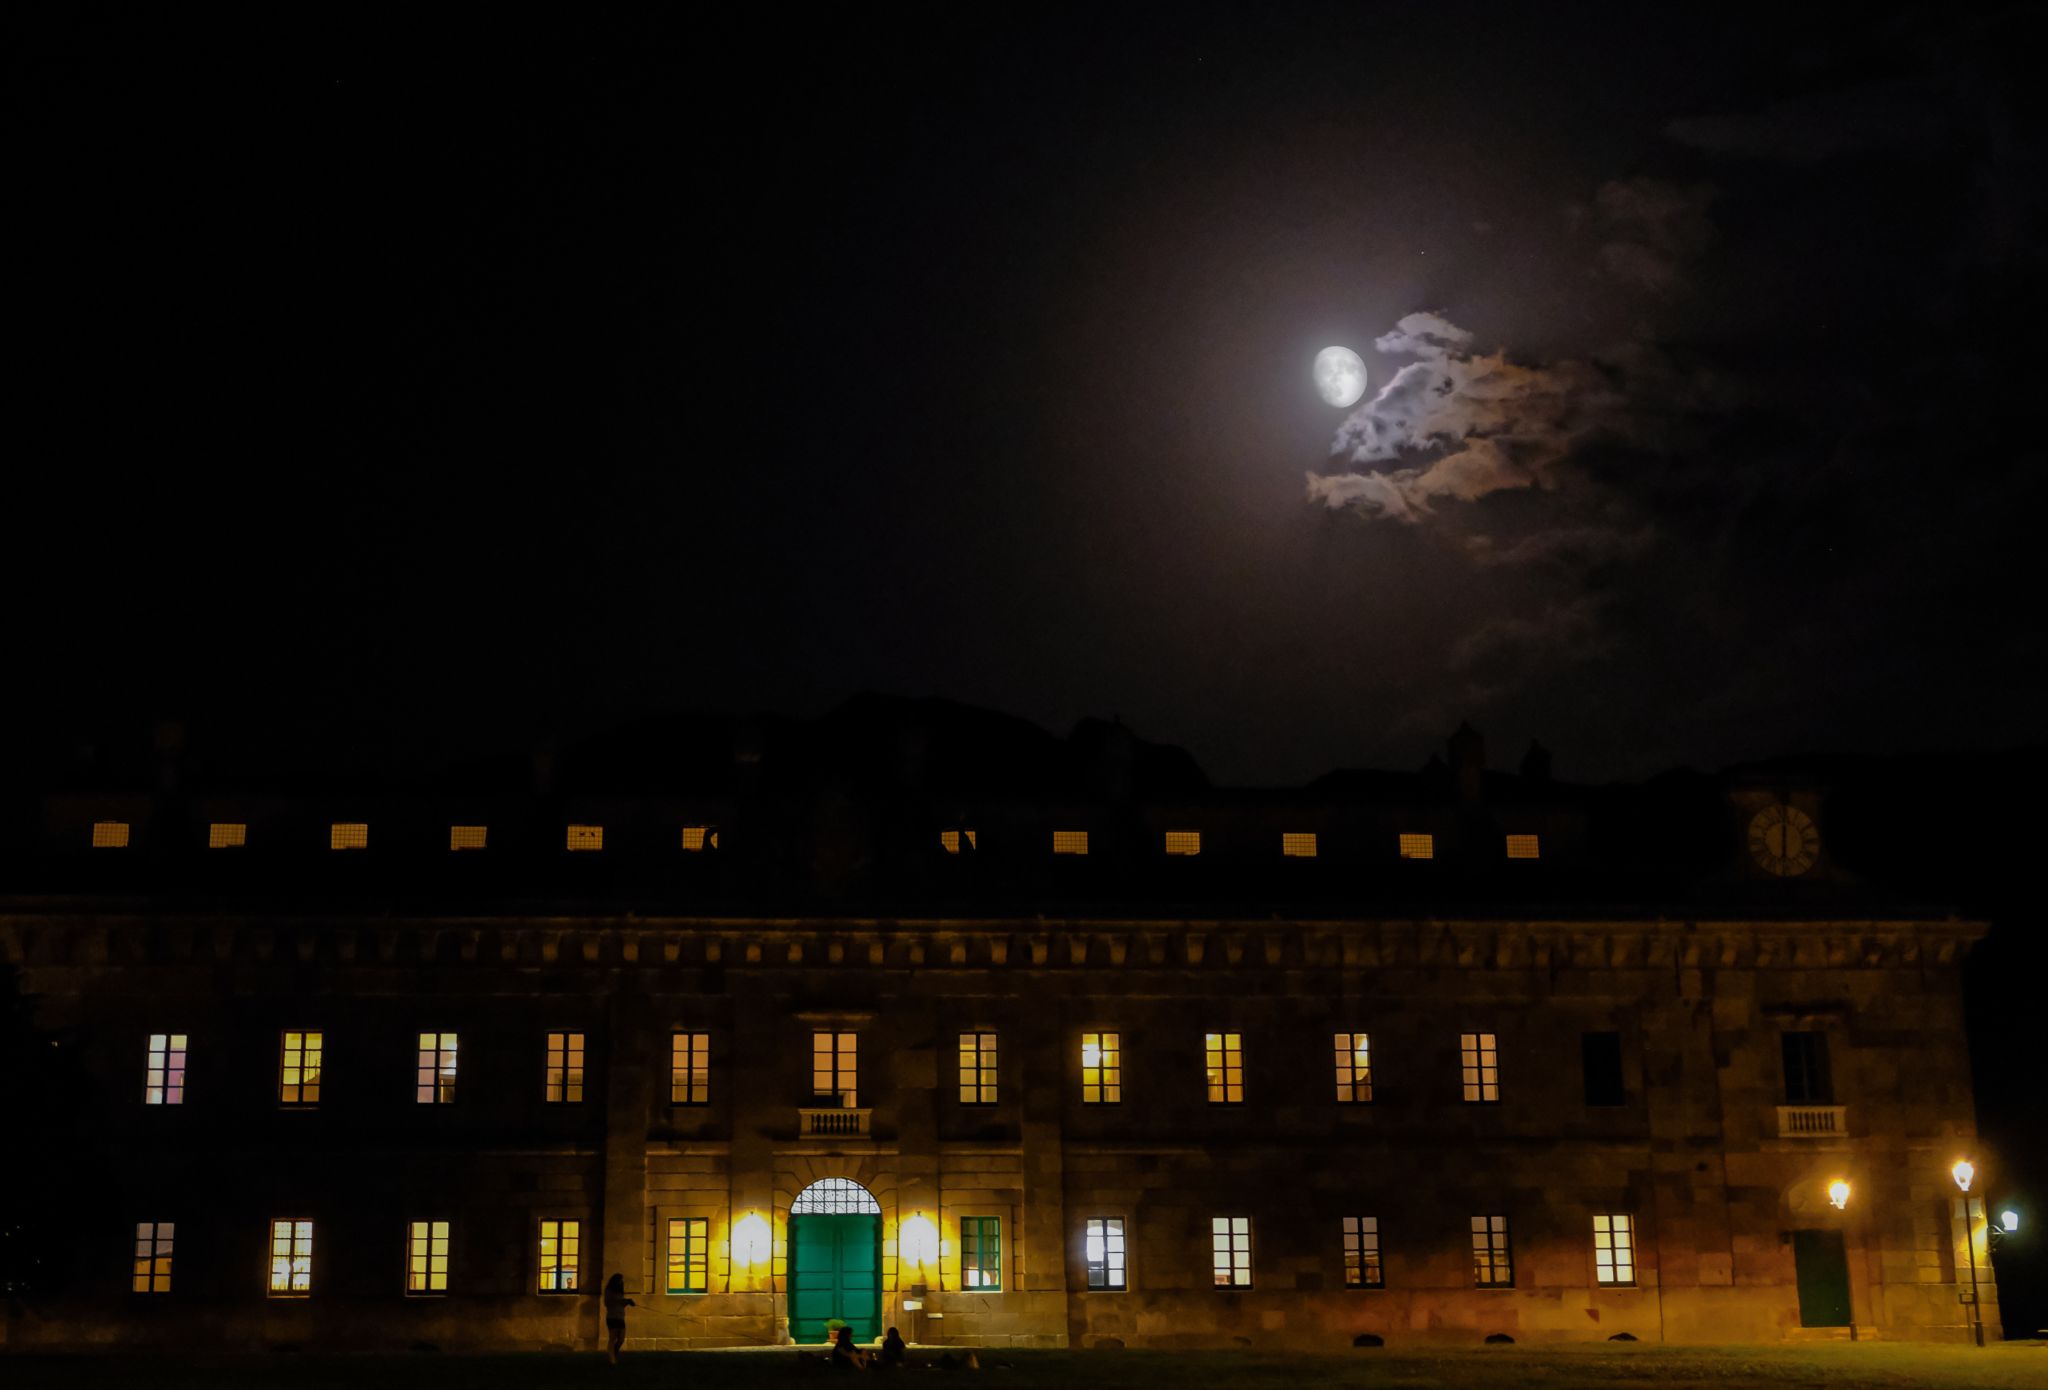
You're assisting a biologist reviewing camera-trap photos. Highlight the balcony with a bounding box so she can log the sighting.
[799,1106,872,1138]
[1777,1104,1847,1139]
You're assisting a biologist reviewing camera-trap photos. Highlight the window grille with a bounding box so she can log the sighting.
[1164,830,1201,856]
[1342,1216,1382,1288]
[1281,832,1318,857]
[1205,1031,1244,1104]
[958,1031,998,1104]
[269,1219,313,1295]
[208,822,247,848]
[667,1218,708,1293]
[1084,1217,1126,1290]
[671,1032,710,1104]
[1052,830,1089,855]
[538,1219,580,1292]
[1334,1032,1373,1103]
[790,1179,881,1215]
[448,825,487,850]
[407,1220,450,1294]
[1593,1214,1635,1286]
[1505,833,1540,859]
[132,1222,174,1293]
[416,1032,458,1104]
[961,1217,1002,1290]
[547,1032,585,1104]
[1461,1032,1500,1103]
[1081,1032,1122,1104]
[279,1031,322,1105]
[92,821,131,848]
[1398,832,1434,859]
[565,824,603,852]
[1471,1215,1513,1287]
[1211,1217,1252,1287]
[145,1033,187,1105]
[329,823,368,850]
[811,1031,856,1105]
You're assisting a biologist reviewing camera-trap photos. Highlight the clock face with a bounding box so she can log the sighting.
[1747,804,1819,877]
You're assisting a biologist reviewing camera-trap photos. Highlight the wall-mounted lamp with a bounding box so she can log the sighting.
[2000,1209,2020,1234]
[900,1211,939,1269]
[732,1211,772,1268]
[1827,1179,1851,1210]
[1951,1159,1975,1194]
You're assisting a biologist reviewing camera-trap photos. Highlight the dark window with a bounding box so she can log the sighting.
[1781,1031,1833,1104]
[1581,1032,1625,1106]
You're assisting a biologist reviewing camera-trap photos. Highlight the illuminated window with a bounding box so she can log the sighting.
[546,1031,585,1104]
[538,1219,580,1293]
[1593,1214,1635,1286]
[1205,1031,1244,1104]
[1282,832,1318,858]
[208,822,247,849]
[1211,1216,1252,1288]
[1471,1215,1513,1287]
[416,1032,458,1104]
[144,1033,187,1105]
[1342,1216,1382,1289]
[279,1031,322,1106]
[1461,1032,1500,1103]
[449,825,487,851]
[1052,830,1089,855]
[1081,1032,1121,1104]
[681,825,719,852]
[92,820,131,848]
[1084,1217,1126,1290]
[1505,834,1540,860]
[269,1218,313,1296]
[1334,1032,1373,1103]
[565,824,603,852]
[407,1220,450,1294]
[962,1216,1001,1290]
[1164,830,1201,856]
[812,1031,857,1105]
[958,1031,998,1104]
[1398,832,1434,859]
[329,823,368,850]
[132,1221,174,1293]
[939,828,978,854]
[666,1217,708,1294]
[670,1032,710,1105]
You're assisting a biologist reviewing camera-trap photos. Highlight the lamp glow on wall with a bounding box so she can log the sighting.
[900,1212,939,1270]
[1827,1179,1851,1210]
[732,1212,772,1268]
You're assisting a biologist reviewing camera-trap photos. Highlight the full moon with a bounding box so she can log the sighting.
[1313,346,1367,407]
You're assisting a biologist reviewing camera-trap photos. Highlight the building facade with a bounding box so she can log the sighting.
[0,709,2004,1349]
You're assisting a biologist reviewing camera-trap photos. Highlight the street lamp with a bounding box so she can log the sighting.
[1999,1210,2019,1235]
[1954,1159,1983,1348]
[1827,1179,1851,1211]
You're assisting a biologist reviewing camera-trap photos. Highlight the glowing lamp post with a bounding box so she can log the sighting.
[1954,1160,1983,1347]
[1827,1179,1851,1211]
[1999,1210,2019,1235]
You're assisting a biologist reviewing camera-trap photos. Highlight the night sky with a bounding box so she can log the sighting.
[8,3,2044,784]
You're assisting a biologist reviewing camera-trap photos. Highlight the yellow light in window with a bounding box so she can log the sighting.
[1282,832,1318,858]
[682,825,718,851]
[92,821,131,848]
[1164,830,1201,856]
[565,824,603,852]
[208,822,247,849]
[329,823,368,850]
[940,828,978,854]
[1506,834,1541,860]
[1052,830,1089,856]
[1398,832,1434,859]
[449,825,487,851]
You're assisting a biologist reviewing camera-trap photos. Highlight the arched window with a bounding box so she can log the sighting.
[790,1178,881,1215]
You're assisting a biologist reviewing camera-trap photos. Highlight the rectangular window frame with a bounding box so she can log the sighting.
[1083,1216,1127,1291]
[279,1030,323,1107]
[671,1031,711,1106]
[1593,1213,1636,1287]
[666,1217,709,1295]
[1334,1031,1373,1104]
[448,825,487,851]
[961,1215,1002,1291]
[1460,1031,1500,1103]
[1211,1216,1253,1288]
[1281,832,1318,858]
[1505,833,1541,860]
[208,822,247,849]
[329,822,368,851]
[958,1031,998,1105]
[269,1218,314,1297]
[546,1031,585,1105]
[406,1219,451,1296]
[1163,829,1201,856]
[145,1032,187,1106]
[92,820,131,848]
[132,1221,174,1294]
[1398,832,1435,860]
[1205,1031,1245,1105]
[811,1030,856,1106]
[1081,1032,1122,1105]
[1471,1215,1513,1288]
[537,1218,581,1294]
[1781,1030,1834,1105]
[1341,1216,1383,1289]
[415,1032,458,1105]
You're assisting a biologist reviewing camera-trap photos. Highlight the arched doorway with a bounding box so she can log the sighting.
[788,1178,882,1343]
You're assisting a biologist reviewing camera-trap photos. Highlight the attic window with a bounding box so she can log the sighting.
[1505,834,1541,860]
[1052,830,1090,856]
[92,821,131,849]
[449,825,487,851]
[682,825,719,852]
[1398,833,1434,860]
[940,829,977,854]
[1163,830,1201,857]
[565,824,604,852]
[1281,832,1318,858]
[208,822,247,849]
[329,823,368,851]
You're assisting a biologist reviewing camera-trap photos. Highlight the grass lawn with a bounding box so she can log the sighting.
[2,1344,2045,1390]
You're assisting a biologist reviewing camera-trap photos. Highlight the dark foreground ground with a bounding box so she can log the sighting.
[4,1345,2046,1390]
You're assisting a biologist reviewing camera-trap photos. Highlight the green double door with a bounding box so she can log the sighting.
[789,1214,881,1342]
[1793,1229,1852,1327]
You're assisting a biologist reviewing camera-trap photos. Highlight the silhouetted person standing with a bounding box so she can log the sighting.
[603,1273,635,1364]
